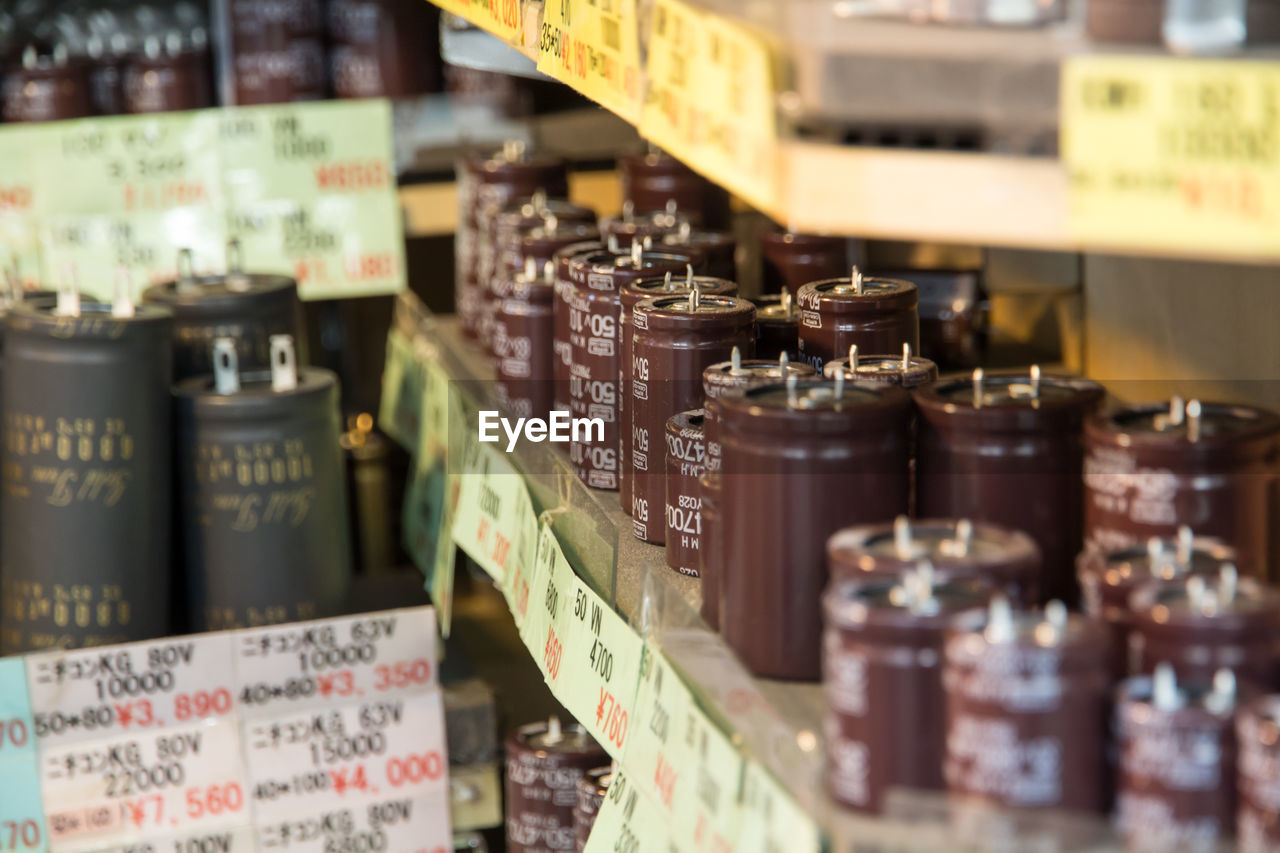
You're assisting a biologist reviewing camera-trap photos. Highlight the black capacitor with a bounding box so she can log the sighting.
[1,295,173,653]
[506,717,607,853]
[143,247,304,381]
[573,765,612,853]
[823,343,939,388]
[750,292,800,362]
[174,336,351,631]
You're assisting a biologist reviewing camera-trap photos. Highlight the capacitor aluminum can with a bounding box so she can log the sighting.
[915,371,1106,605]
[1237,696,1280,852]
[701,357,816,474]
[143,271,303,381]
[823,351,939,388]
[566,250,691,491]
[553,241,604,417]
[1129,577,1280,690]
[2,52,93,122]
[618,150,730,228]
[521,222,601,275]
[618,274,735,514]
[872,268,987,370]
[213,0,326,104]
[599,209,691,251]
[750,294,800,362]
[719,379,912,680]
[328,0,441,98]
[505,720,608,853]
[573,766,612,853]
[494,266,555,421]
[175,366,351,630]
[0,301,174,652]
[1084,401,1280,583]
[1077,535,1239,679]
[760,230,848,296]
[698,469,723,630]
[796,276,919,372]
[659,226,737,281]
[1115,672,1237,852]
[943,610,1110,814]
[827,519,1040,606]
[630,292,753,541]
[823,574,988,813]
[123,48,213,113]
[665,410,706,577]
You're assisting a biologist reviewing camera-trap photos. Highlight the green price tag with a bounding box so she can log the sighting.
[421,356,451,461]
[738,760,821,853]
[624,643,696,817]
[501,506,543,631]
[552,578,644,761]
[450,433,529,584]
[377,328,421,453]
[670,705,744,851]
[582,768,672,853]
[519,522,576,684]
[0,657,47,853]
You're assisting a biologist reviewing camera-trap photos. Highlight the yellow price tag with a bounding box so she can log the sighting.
[623,643,696,818]
[738,760,822,853]
[519,522,577,683]
[450,439,524,584]
[538,0,643,123]
[670,705,744,851]
[1062,56,1280,259]
[435,0,523,44]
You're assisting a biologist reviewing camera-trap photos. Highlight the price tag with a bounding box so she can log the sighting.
[255,791,450,853]
[0,657,48,853]
[736,761,821,853]
[377,329,424,455]
[581,768,671,853]
[641,0,781,212]
[622,644,695,817]
[538,0,644,123]
[434,0,522,44]
[95,825,257,853]
[420,358,451,462]
[40,719,247,853]
[1062,57,1280,260]
[669,706,743,851]
[244,691,449,822]
[450,441,526,584]
[499,497,541,632]
[519,524,576,684]
[26,634,236,749]
[233,609,438,718]
[402,460,450,584]
[551,579,642,760]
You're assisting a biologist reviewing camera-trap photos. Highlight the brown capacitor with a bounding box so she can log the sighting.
[566,248,692,491]
[215,0,326,104]
[1236,696,1280,851]
[823,569,989,813]
[943,601,1110,815]
[599,207,690,251]
[1083,398,1280,582]
[1129,572,1280,690]
[2,49,93,123]
[87,38,129,117]
[823,345,939,388]
[552,241,605,416]
[618,150,730,228]
[522,222,602,273]
[871,269,987,370]
[618,273,736,515]
[760,230,848,296]
[572,765,612,853]
[123,42,213,114]
[719,378,913,680]
[915,370,1106,605]
[665,410,706,577]
[659,224,737,282]
[505,719,608,853]
[495,261,555,421]
[750,292,801,362]
[1086,0,1164,43]
[698,469,724,630]
[796,273,919,372]
[630,292,754,543]
[827,516,1041,606]
[1077,531,1239,680]
[328,0,441,98]
[1115,666,1239,852]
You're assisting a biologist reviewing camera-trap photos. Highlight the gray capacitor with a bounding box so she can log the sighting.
[0,289,173,653]
[142,246,304,381]
[174,336,352,631]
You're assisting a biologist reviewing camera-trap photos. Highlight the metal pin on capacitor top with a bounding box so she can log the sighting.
[796,266,919,372]
[824,342,939,388]
[506,716,608,853]
[659,221,737,281]
[751,291,801,362]
[1115,664,1239,852]
[618,149,730,228]
[1,277,173,652]
[174,334,351,631]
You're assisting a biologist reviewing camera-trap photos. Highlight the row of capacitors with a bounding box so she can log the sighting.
[0,245,351,654]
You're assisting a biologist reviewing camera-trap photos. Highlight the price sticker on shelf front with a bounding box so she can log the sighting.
[581,768,671,853]
[538,0,644,123]
[519,523,577,685]
[434,0,522,44]
[1062,56,1280,260]
[450,439,530,584]
[737,760,821,853]
[669,705,744,851]
[622,644,696,818]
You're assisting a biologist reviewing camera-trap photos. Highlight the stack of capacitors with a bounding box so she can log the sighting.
[0,244,352,654]
[503,716,612,853]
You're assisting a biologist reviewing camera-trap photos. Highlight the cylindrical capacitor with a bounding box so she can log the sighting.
[566,248,692,491]
[630,291,754,542]
[328,0,441,98]
[761,230,848,296]
[827,516,1041,606]
[665,410,706,576]
[1078,529,1240,679]
[872,268,987,370]
[944,598,1110,815]
[751,292,801,362]
[618,150,730,228]
[521,221,601,275]
[1129,568,1280,690]
[494,259,555,421]
[1,291,173,652]
[796,269,919,372]
[915,368,1106,605]
[505,717,608,853]
[823,343,938,388]
[698,469,724,629]
[599,206,691,250]
[341,415,396,575]
[1115,664,1239,852]
[123,35,213,113]
[1084,397,1280,582]
[212,0,326,104]
[553,241,605,418]
[1237,696,1280,852]
[824,565,989,813]
[175,336,352,631]
[618,271,736,514]
[3,45,93,123]
[659,223,737,282]
[573,765,612,853]
[142,247,303,381]
[719,377,913,680]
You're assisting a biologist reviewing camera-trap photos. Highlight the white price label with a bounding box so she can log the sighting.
[41,721,247,853]
[26,635,237,749]
[233,609,437,717]
[244,692,449,822]
[254,792,450,853]
[100,824,259,853]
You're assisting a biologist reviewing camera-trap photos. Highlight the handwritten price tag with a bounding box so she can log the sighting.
[669,706,743,852]
[538,0,643,123]
[255,791,451,853]
[450,440,527,584]
[94,825,257,853]
[737,761,821,853]
[551,579,642,760]
[519,524,576,684]
[0,658,48,853]
[435,0,522,44]
[621,644,695,817]
[1062,56,1280,260]
[233,609,438,718]
[25,634,236,750]
[581,768,670,853]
